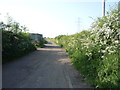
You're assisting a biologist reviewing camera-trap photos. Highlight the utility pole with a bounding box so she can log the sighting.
[102,0,105,16]
[118,1,120,10]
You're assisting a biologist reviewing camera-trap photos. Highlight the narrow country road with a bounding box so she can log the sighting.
[3,42,91,88]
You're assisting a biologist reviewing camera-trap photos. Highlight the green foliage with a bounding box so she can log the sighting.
[97,53,119,88]
[1,15,37,64]
[54,8,119,88]
[2,29,36,64]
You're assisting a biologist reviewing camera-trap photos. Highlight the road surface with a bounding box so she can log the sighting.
[2,42,91,88]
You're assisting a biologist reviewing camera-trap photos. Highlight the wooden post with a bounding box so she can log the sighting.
[102,0,105,16]
[118,1,120,10]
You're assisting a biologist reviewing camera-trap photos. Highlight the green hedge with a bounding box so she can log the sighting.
[2,30,36,64]
[54,8,119,88]
[0,15,38,64]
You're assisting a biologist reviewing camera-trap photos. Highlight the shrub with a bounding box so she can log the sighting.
[53,8,119,88]
[1,15,37,64]
[2,30,36,64]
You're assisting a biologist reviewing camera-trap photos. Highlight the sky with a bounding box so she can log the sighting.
[0,0,119,38]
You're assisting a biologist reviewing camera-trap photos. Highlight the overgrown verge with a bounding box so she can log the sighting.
[1,15,38,64]
[53,8,120,88]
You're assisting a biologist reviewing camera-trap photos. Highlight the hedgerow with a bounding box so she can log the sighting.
[2,30,36,63]
[1,15,37,64]
[54,7,119,88]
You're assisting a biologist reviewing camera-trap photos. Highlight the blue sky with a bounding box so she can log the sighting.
[0,0,119,37]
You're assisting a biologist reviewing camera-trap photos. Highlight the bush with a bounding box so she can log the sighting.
[2,30,36,64]
[54,8,119,88]
[1,15,37,64]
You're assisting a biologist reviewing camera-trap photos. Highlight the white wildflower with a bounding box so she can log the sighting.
[114,40,119,44]
[101,50,106,53]
[101,56,104,58]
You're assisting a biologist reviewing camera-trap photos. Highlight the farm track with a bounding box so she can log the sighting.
[2,42,91,88]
